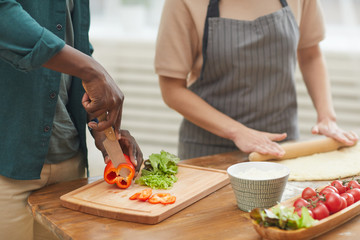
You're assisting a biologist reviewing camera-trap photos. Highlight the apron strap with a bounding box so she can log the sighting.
[280,0,288,7]
[200,0,220,80]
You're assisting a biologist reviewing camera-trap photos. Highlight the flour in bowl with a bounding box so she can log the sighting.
[235,167,288,180]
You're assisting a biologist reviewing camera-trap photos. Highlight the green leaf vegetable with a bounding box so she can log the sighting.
[135,150,180,189]
[250,205,317,230]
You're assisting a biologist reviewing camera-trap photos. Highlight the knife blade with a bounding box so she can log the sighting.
[98,113,127,168]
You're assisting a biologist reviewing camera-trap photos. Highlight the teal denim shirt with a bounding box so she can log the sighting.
[0,0,91,180]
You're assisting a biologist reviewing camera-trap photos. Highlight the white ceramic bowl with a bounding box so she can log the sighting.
[227,162,290,212]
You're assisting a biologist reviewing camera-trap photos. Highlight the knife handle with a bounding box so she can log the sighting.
[97,113,117,142]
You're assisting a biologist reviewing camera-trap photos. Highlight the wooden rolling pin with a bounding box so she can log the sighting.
[248,137,354,161]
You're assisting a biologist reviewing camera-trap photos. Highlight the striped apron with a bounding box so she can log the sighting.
[178,0,300,159]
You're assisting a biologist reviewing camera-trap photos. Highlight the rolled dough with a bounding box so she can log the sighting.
[270,144,360,181]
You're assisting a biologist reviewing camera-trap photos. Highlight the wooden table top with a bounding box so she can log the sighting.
[27,151,360,240]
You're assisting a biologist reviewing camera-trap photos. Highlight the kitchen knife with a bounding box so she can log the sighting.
[97,113,127,168]
[248,137,354,161]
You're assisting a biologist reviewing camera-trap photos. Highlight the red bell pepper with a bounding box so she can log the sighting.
[104,154,135,189]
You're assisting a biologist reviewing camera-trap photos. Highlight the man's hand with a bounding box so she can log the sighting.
[43,45,124,136]
[82,68,124,138]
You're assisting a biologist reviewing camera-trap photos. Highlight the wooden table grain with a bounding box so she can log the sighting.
[27,151,360,240]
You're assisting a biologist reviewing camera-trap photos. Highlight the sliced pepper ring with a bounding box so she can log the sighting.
[129,192,141,200]
[129,188,153,201]
[148,193,176,205]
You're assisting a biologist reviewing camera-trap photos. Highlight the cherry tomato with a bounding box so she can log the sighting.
[319,187,336,196]
[347,180,360,190]
[302,187,317,200]
[323,192,342,214]
[293,198,310,209]
[340,192,355,206]
[338,196,347,211]
[331,180,346,194]
[310,202,330,220]
[347,188,360,202]
[324,185,339,194]
[294,207,314,218]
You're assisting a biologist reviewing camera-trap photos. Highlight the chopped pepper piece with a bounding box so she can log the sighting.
[104,154,135,189]
[129,188,153,201]
[148,193,176,205]
[138,188,153,201]
[129,192,141,200]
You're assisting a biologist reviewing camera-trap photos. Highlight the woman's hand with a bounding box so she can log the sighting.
[298,45,358,146]
[312,118,358,146]
[91,129,144,177]
[232,126,287,157]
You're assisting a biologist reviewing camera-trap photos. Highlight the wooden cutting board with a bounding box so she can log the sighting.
[60,164,229,224]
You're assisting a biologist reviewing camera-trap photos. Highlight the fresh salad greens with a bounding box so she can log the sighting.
[250,205,317,230]
[135,150,180,189]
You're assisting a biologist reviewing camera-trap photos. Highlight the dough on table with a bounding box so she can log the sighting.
[270,144,360,181]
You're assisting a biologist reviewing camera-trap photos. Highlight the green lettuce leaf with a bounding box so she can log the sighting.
[135,150,180,189]
[298,207,316,228]
[250,205,317,230]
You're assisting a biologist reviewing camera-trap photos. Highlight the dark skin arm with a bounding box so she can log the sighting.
[43,45,143,174]
[43,44,124,138]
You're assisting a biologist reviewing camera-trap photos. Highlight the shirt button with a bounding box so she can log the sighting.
[49,92,57,99]
[44,126,51,132]
[56,24,63,31]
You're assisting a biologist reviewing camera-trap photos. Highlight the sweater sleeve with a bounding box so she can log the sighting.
[0,0,65,72]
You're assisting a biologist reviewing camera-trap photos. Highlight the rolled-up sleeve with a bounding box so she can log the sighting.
[0,0,65,72]
[297,0,325,49]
